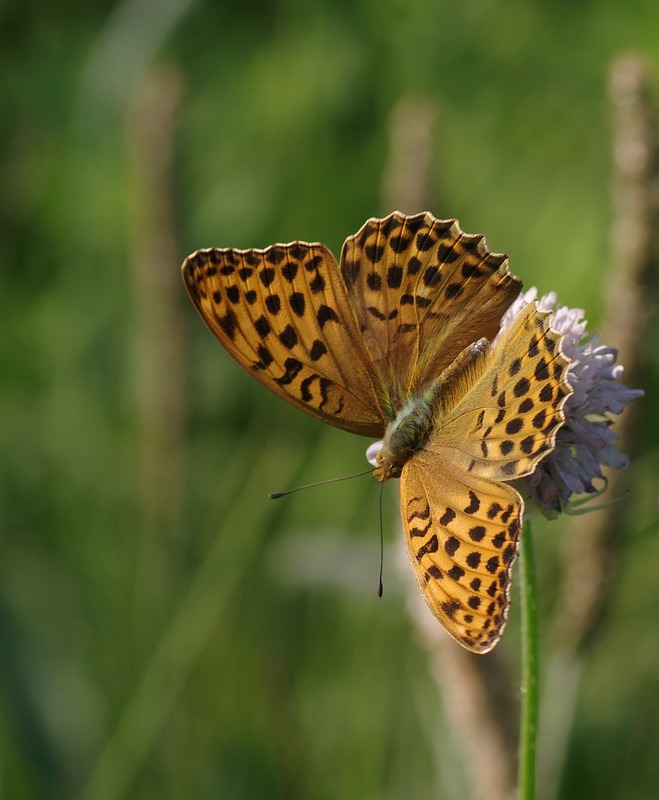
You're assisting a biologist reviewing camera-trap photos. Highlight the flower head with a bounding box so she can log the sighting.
[496,288,643,514]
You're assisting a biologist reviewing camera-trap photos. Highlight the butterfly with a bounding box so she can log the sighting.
[182,211,571,653]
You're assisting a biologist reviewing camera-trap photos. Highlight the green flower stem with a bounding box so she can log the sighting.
[518,519,539,800]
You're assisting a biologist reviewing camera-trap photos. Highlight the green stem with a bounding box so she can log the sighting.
[518,519,539,800]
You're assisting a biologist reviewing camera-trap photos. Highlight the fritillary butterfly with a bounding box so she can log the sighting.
[182,212,571,653]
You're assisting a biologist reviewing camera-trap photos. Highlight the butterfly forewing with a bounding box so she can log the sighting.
[400,461,522,653]
[182,243,384,436]
[340,211,522,411]
[429,302,572,481]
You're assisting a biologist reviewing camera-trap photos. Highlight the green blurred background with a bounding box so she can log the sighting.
[2,1,658,798]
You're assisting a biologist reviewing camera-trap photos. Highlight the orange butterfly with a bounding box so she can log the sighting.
[182,212,571,652]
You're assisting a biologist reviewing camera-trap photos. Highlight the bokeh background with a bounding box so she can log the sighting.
[2,1,658,798]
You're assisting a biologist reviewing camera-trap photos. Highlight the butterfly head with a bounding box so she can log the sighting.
[372,444,404,482]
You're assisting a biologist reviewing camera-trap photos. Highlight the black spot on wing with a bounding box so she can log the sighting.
[309,340,327,360]
[289,292,305,317]
[317,305,339,327]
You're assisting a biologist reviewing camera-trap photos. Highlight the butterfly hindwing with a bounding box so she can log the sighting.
[400,460,522,653]
[340,211,522,412]
[182,244,384,436]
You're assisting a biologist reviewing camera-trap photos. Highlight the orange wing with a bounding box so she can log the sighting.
[340,211,521,414]
[400,461,522,653]
[182,243,384,437]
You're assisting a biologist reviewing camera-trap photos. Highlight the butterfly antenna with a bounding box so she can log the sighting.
[377,479,384,598]
[269,468,373,499]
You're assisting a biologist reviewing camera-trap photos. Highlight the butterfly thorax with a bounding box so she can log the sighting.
[372,393,436,482]
[372,337,493,482]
